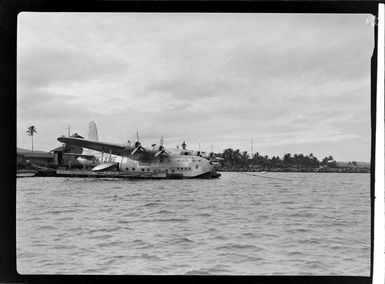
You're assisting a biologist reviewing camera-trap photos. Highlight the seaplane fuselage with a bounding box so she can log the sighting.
[114,154,214,178]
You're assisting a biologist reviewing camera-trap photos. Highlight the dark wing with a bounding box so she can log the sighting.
[63,153,96,159]
[57,137,127,156]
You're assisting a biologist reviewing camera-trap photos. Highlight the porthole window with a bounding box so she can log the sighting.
[132,168,135,171]
[171,169,175,173]
[141,168,145,172]
[126,167,129,170]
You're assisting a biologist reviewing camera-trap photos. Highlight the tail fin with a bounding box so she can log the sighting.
[87,121,99,141]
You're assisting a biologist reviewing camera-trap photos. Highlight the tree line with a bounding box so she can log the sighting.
[216,148,337,171]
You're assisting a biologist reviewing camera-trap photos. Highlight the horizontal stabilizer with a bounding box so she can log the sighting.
[64,153,95,159]
[92,162,117,172]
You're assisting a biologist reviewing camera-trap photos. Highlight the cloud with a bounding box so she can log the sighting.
[18,46,127,89]
[16,13,373,161]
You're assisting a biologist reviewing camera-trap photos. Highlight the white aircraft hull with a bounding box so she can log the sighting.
[94,155,218,178]
[57,131,221,179]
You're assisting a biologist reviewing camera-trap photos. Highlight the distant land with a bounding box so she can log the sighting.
[335,161,370,168]
[17,147,51,154]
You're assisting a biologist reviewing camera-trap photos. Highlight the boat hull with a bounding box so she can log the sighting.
[53,169,220,179]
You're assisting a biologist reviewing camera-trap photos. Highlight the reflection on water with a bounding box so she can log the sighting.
[17,172,370,275]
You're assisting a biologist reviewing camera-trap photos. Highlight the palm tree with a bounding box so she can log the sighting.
[26,125,37,153]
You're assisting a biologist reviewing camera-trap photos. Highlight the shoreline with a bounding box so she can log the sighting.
[217,168,371,173]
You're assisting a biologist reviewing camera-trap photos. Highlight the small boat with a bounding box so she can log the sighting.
[17,171,36,178]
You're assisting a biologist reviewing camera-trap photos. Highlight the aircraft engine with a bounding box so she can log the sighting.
[154,145,165,157]
[134,141,141,148]
[131,132,144,155]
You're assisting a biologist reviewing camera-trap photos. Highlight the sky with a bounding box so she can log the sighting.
[17,13,374,162]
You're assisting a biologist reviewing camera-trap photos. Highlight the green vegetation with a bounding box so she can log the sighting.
[216,149,370,173]
[26,125,37,153]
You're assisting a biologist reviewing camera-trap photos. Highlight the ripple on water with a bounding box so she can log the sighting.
[170,237,194,245]
[185,269,211,275]
[217,243,263,251]
[206,264,232,274]
[16,172,370,275]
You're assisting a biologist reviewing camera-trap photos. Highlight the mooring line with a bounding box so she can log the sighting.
[235,171,293,182]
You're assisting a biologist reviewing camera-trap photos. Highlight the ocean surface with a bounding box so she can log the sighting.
[16,172,371,275]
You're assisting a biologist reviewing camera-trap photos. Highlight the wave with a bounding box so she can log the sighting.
[140,253,162,260]
[50,209,81,214]
[142,202,161,207]
[217,243,262,251]
[304,260,329,269]
[55,217,74,221]
[241,232,258,237]
[184,269,211,275]
[172,237,194,244]
[196,213,211,217]
[88,227,118,234]
[158,209,172,214]
[98,241,125,248]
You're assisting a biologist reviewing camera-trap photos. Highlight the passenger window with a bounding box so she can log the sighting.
[141,168,145,172]
[126,167,128,170]
[196,165,199,169]
[147,168,150,171]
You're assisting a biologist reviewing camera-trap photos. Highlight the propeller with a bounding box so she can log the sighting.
[154,136,166,157]
[131,131,143,155]
[206,145,223,164]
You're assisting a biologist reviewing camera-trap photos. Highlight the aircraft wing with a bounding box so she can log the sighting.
[57,137,127,156]
[63,153,96,159]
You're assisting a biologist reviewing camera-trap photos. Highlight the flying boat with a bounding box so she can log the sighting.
[57,133,220,179]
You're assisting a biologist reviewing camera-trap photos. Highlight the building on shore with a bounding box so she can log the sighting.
[17,133,85,169]
[17,149,54,168]
[50,133,84,168]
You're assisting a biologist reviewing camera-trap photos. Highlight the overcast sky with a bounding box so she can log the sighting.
[17,13,374,161]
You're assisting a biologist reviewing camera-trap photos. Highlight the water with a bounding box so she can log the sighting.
[16,172,371,275]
